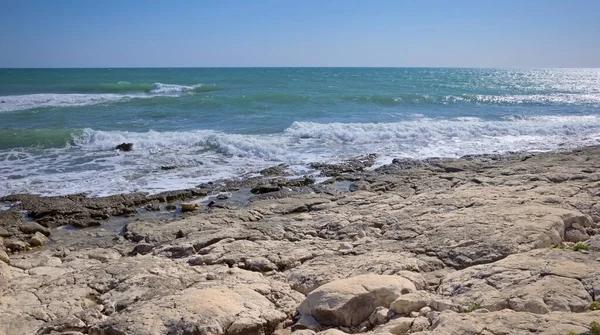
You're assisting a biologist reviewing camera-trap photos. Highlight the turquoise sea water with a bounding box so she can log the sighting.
[1,68,600,196]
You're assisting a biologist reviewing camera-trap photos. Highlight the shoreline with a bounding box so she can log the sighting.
[1,145,600,334]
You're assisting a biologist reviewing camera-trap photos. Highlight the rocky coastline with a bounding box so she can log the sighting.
[1,147,600,334]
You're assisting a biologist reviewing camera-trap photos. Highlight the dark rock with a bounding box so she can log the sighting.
[175,230,186,239]
[165,204,177,211]
[311,154,379,177]
[259,164,289,177]
[20,222,51,236]
[71,220,101,229]
[130,243,155,256]
[4,239,29,252]
[160,166,179,171]
[216,194,229,200]
[251,184,281,194]
[115,143,133,152]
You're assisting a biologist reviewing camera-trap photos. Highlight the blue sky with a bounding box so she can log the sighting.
[1,0,599,67]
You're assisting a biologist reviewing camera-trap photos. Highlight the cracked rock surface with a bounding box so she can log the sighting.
[2,147,600,334]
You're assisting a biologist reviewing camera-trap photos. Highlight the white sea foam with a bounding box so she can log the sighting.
[3,115,600,197]
[149,83,201,94]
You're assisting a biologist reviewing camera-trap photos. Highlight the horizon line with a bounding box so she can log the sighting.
[1,66,600,70]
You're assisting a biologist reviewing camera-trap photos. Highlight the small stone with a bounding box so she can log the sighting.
[410,311,419,317]
[0,249,9,264]
[410,316,430,332]
[418,306,432,316]
[181,202,200,212]
[339,242,353,250]
[205,273,217,280]
[216,193,229,200]
[368,306,394,326]
[29,232,49,247]
[473,308,490,313]
[165,204,177,211]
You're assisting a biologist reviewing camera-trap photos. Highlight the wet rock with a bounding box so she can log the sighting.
[311,154,379,177]
[216,193,230,200]
[115,143,133,151]
[144,203,160,211]
[251,184,282,194]
[165,204,177,211]
[260,164,289,176]
[181,202,200,212]
[28,231,49,247]
[20,221,51,236]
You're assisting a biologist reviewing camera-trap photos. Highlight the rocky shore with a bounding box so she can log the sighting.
[1,147,600,335]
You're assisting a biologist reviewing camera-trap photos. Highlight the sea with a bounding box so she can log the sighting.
[1,67,599,197]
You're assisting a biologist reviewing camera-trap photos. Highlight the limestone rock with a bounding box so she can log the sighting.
[90,287,287,335]
[390,291,433,315]
[372,317,414,335]
[424,310,600,334]
[28,231,49,247]
[0,249,9,264]
[298,274,416,327]
[437,249,597,313]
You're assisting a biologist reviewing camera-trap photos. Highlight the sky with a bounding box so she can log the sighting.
[1,0,599,68]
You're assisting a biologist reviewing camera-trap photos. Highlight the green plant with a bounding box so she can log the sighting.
[572,242,591,251]
[591,321,600,335]
[550,242,598,252]
[589,301,600,311]
[567,331,579,335]
[467,302,482,312]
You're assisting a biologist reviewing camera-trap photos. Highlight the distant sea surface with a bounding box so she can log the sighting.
[1,67,600,197]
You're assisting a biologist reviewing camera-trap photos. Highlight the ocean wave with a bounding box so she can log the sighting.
[72,128,289,159]
[4,114,600,197]
[0,93,147,113]
[149,83,222,94]
[0,82,221,113]
[283,115,600,145]
[340,93,600,106]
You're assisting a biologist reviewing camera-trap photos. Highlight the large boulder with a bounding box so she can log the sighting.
[297,275,416,327]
